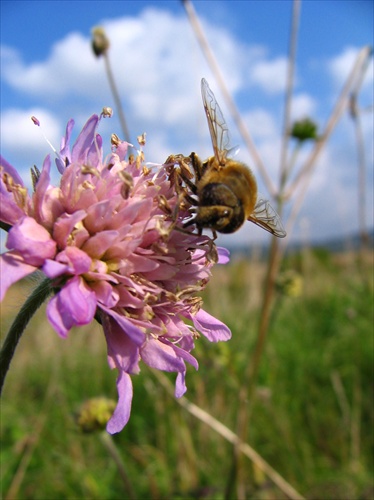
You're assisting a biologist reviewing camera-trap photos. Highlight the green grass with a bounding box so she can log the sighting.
[1,249,373,499]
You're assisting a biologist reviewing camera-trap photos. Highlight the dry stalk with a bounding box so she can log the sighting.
[102,51,132,144]
[285,45,372,199]
[330,370,351,428]
[5,377,57,500]
[151,368,306,500]
[99,432,136,499]
[182,0,276,197]
[235,5,301,498]
[349,47,373,249]
[282,45,372,248]
[183,2,371,497]
[350,371,362,472]
[279,0,301,183]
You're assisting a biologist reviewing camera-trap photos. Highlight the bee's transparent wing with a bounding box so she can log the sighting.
[201,78,231,166]
[248,196,287,238]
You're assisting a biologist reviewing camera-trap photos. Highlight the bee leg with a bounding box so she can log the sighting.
[171,171,197,207]
[190,152,205,181]
[179,174,198,195]
[183,192,198,205]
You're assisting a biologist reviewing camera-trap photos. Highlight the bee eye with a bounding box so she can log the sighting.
[216,217,229,229]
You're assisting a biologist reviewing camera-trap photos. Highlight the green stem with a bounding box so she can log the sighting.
[99,432,136,500]
[0,221,12,232]
[0,276,53,394]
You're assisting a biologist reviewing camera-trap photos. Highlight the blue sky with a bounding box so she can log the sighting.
[1,1,373,247]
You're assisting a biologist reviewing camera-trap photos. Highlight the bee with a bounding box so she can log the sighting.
[170,79,286,238]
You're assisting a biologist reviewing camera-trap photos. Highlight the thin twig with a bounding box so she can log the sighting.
[182,0,275,197]
[5,376,57,500]
[99,432,136,500]
[103,52,132,144]
[284,45,372,199]
[330,370,351,428]
[351,96,369,247]
[350,371,362,472]
[348,47,373,249]
[279,0,301,186]
[280,46,372,248]
[235,3,301,484]
[151,369,305,500]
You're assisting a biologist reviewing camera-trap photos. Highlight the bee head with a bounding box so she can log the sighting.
[195,183,245,233]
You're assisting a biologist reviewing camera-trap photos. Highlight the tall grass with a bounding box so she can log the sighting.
[1,249,373,499]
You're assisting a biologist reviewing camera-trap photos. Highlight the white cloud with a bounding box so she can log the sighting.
[290,93,317,120]
[0,6,288,151]
[256,136,282,180]
[0,108,62,159]
[249,56,288,94]
[1,33,100,98]
[0,8,248,127]
[1,7,257,170]
[328,45,374,90]
[243,108,278,140]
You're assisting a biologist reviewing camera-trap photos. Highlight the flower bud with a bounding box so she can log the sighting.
[276,270,303,297]
[77,398,117,433]
[290,118,318,142]
[102,107,113,118]
[91,27,110,57]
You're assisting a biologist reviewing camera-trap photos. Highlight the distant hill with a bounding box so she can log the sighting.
[226,228,374,259]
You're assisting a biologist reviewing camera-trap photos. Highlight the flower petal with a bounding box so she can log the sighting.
[160,338,198,370]
[33,155,51,223]
[217,246,230,264]
[6,217,56,266]
[71,115,99,165]
[0,252,37,301]
[106,371,133,434]
[141,337,185,372]
[42,259,69,279]
[192,308,232,342]
[0,155,24,186]
[175,370,187,398]
[90,280,119,308]
[100,306,146,346]
[53,210,87,248]
[81,231,120,259]
[0,191,26,226]
[47,276,97,337]
[101,313,140,373]
[56,246,92,275]
[56,118,75,172]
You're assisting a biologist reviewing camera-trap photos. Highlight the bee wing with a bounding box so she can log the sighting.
[201,78,231,166]
[248,196,287,238]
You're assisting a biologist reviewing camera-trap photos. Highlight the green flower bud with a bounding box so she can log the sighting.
[77,398,117,433]
[290,118,318,142]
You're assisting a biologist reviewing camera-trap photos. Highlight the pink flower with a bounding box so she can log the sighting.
[0,114,231,433]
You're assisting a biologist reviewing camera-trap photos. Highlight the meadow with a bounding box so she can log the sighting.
[1,246,373,500]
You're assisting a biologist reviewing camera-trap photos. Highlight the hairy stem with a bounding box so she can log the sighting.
[0,276,52,394]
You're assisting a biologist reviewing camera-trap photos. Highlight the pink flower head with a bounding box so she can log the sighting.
[0,114,231,433]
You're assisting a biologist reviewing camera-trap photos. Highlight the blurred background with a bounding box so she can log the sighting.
[1,1,373,499]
